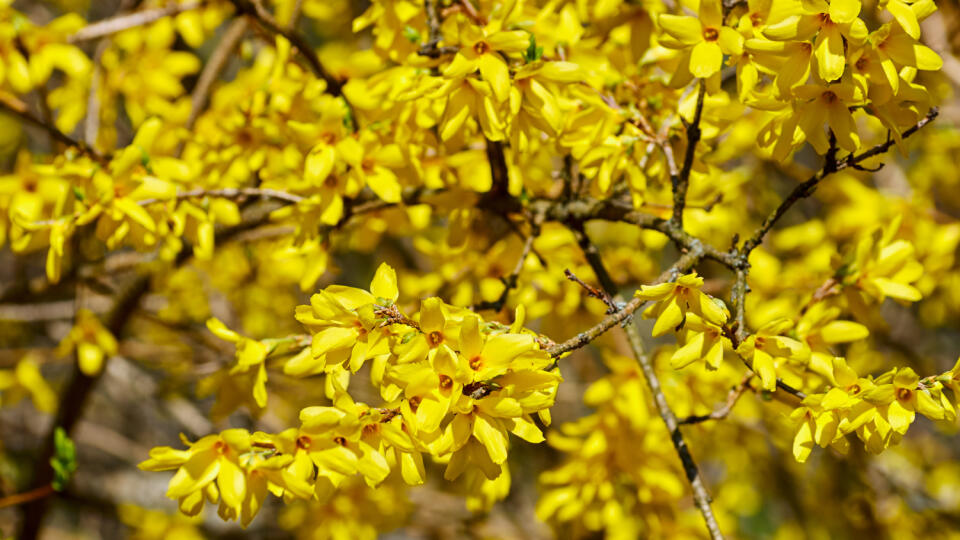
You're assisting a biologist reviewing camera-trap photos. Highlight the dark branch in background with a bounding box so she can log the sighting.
[568,227,725,540]
[228,0,351,111]
[564,268,618,313]
[185,18,249,132]
[0,94,107,164]
[741,108,939,256]
[419,0,458,57]
[546,248,704,357]
[679,374,753,424]
[672,79,706,226]
[474,225,540,312]
[69,2,204,42]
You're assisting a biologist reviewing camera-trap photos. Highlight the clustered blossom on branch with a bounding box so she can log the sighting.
[1,0,960,539]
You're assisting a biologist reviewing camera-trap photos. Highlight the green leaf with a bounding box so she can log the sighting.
[402,26,421,43]
[523,34,543,63]
[50,427,77,492]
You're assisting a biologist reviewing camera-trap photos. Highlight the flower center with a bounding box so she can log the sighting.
[896,387,912,401]
[409,396,422,412]
[296,435,312,450]
[469,356,483,371]
[333,436,348,447]
[822,91,838,104]
[427,331,444,347]
[702,27,719,42]
[439,374,453,390]
[473,40,490,55]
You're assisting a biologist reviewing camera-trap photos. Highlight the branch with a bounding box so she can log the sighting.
[672,79,706,226]
[0,486,54,510]
[184,18,249,133]
[546,247,703,358]
[569,226,724,540]
[419,0,458,58]
[0,93,107,164]
[741,108,939,255]
[228,0,348,101]
[473,225,540,312]
[679,375,752,424]
[136,187,304,207]
[69,2,204,42]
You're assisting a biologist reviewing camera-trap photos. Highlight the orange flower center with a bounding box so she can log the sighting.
[439,374,453,390]
[473,40,490,55]
[333,436,348,447]
[469,356,483,371]
[409,396,422,412]
[296,435,312,450]
[427,331,443,347]
[896,387,912,401]
[702,27,719,42]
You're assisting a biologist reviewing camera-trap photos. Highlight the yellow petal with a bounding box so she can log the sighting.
[370,262,398,302]
[690,41,723,78]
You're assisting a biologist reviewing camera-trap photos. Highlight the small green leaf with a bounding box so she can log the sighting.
[72,187,85,201]
[523,34,543,63]
[49,427,77,492]
[402,26,421,43]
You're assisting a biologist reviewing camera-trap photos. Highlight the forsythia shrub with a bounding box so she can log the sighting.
[1,0,960,538]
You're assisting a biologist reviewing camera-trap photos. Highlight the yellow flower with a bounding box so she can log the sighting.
[670,313,729,370]
[735,318,805,391]
[288,263,398,376]
[0,355,56,413]
[659,0,744,82]
[442,21,529,102]
[139,429,253,519]
[763,0,867,82]
[56,309,118,376]
[635,271,729,337]
[792,81,864,153]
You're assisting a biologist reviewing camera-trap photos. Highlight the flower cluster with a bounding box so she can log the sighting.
[141,264,560,525]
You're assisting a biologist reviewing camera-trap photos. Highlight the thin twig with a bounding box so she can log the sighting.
[672,79,706,226]
[69,2,204,42]
[570,227,724,540]
[228,0,345,97]
[0,486,54,510]
[473,225,540,312]
[0,94,107,164]
[679,374,753,424]
[546,248,703,358]
[741,108,938,255]
[185,18,249,133]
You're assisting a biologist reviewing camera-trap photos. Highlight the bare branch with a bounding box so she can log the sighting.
[741,107,938,255]
[0,93,107,164]
[69,2,204,43]
[672,79,706,226]
[679,375,752,425]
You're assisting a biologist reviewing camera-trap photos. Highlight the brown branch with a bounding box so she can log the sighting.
[672,79,706,227]
[546,248,703,358]
[0,486,55,510]
[69,2,204,42]
[136,187,304,206]
[679,374,752,424]
[474,225,540,312]
[228,0,345,98]
[0,93,107,164]
[569,226,724,540]
[419,0,458,58]
[185,18,249,133]
[741,107,938,256]
[564,268,618,313]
